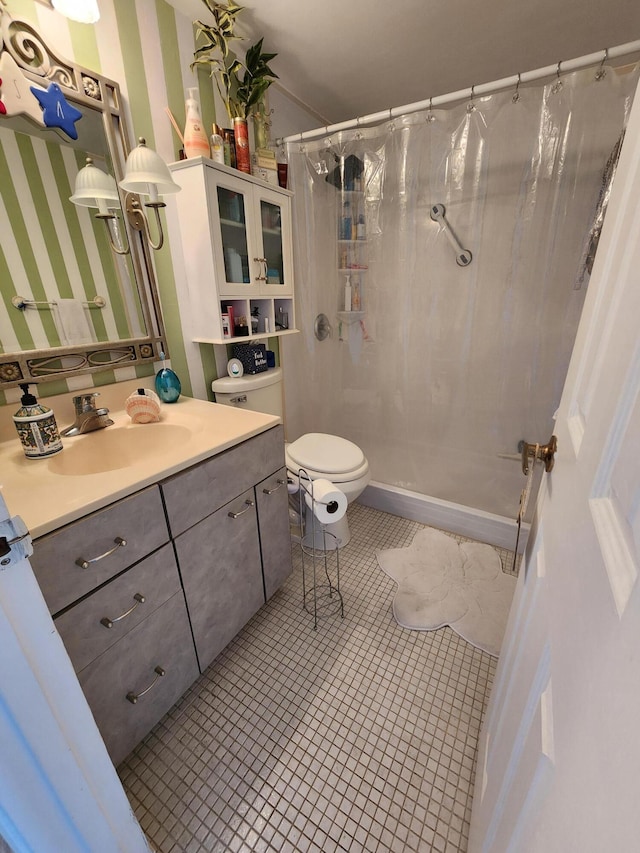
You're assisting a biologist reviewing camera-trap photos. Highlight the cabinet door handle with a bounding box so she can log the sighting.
[75,536,126,569]
[126,666,165,704]
[262,478,286,495]
[253,257,267,281]
[228,499,255,519]
[100,593,145,629]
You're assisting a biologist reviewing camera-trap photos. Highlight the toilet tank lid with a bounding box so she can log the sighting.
[211,367,282,393]
[287,432,365,475]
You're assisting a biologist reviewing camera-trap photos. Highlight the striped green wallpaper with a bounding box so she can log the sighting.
[0,0,219,405]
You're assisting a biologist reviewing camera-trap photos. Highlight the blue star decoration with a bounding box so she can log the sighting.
[30,82,83,140]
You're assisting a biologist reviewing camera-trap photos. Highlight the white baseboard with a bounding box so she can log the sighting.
[357,481,529,553]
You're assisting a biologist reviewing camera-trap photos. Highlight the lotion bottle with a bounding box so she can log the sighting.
[183,88,210,159]
[13,383,63,458]
[344,274,352,311]
[210,123,225,164]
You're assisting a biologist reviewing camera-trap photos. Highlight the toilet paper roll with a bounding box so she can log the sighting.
[304,479,348,524]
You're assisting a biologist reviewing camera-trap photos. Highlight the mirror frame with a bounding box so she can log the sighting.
[0,5,167,390]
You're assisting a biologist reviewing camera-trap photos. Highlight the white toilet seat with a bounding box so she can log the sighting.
[285,432,369,484]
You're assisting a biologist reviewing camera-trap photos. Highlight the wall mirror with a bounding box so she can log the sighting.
[0,5,167,390]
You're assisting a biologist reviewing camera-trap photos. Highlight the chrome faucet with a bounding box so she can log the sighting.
[61,392,114,436]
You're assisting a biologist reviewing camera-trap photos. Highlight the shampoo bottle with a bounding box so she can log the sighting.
[210,123,225,164]
[183,88,210,159]
[344,274,352,312]
[352,279,361,311]
[13,383,63,458]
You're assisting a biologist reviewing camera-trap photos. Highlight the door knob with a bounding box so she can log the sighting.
[520,435,557,475]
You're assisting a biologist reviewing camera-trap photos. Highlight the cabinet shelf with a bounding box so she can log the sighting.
[194,328,299,346]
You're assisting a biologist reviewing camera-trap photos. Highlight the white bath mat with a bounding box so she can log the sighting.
[376,528,516,657]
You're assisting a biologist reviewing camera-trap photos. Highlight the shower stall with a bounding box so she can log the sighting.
[280,62,639,533]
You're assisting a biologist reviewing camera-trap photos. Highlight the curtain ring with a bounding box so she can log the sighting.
[552,61,564,94]
[427,96,436,123]
[467,84,476,112]
[596,48,608,81]
[512,72,521,103]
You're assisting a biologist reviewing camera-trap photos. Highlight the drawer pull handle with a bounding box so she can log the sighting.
[228,499,254,519]
[100,593,145,629]
[126,666,165,704]
[75,537,126,569]
[263,478,286,495]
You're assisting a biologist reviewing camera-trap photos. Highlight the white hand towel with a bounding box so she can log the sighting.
[55,299,95,345]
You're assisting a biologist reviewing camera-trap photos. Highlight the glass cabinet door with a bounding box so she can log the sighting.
[217,186,251,287]
[255,189,293,296]
[259,200,284,286]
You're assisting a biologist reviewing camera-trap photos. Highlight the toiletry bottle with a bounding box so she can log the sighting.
[352,279,361,311]
[340,201,352,241]
[223,128,236,168]
[356,213,366,240]
[13,383,63,458]
[183,88,210,159]
[210,123,225,164]
[344,274,352,312]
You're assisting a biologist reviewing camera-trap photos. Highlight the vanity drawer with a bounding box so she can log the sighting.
[162,424,285,536]
[54,543,181,673]
[31,485,169,615]
[78,590,199,767]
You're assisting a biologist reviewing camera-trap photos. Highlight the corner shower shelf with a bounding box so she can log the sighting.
[337,311,365,323]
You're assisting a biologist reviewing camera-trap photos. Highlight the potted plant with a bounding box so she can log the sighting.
[192,2,278,167]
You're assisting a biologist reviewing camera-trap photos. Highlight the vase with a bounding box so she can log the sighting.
[233,117,251,174]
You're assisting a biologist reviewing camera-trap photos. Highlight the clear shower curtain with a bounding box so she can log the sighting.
[282,66,639,520]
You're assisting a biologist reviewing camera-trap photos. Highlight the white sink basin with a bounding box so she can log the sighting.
[48,423,193,476]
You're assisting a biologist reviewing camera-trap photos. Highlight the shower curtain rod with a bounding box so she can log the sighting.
[278,40,640,145]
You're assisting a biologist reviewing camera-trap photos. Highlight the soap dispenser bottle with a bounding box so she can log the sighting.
[13,383,63,458]
[183,88,210,159]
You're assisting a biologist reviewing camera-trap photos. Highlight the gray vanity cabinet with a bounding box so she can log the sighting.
[174,487,265,671]
[29,424,292,767]
[256,466,293,600]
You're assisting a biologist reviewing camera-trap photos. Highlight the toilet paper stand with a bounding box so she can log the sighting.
[295,468,344,630]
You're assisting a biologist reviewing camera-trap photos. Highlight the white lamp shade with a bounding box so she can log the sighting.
[52,0,100,24]
[70,159,120,210]
[119,139,181,198]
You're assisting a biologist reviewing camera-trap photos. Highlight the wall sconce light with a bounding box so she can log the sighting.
[70,157,129,255]
[70,141,180,255]
[118,138,181,251]
[51,0,100,24]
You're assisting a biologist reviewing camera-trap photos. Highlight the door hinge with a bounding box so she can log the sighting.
[0,516,33,569]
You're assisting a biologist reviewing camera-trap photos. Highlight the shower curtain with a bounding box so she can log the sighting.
[282,66,639,520]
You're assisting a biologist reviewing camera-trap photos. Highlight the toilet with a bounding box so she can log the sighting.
[211,368,370,548]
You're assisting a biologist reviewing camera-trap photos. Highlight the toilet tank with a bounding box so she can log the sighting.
[211,367,283,417]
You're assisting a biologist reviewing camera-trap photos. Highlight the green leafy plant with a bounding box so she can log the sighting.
[192,1,278,121]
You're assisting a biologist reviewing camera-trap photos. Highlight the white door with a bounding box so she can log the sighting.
[0,491,150,852]
[469,79,640,852]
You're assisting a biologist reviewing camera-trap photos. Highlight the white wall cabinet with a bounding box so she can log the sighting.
[169,157,296,345]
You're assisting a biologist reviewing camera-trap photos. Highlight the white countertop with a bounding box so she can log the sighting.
[0,379,280,538]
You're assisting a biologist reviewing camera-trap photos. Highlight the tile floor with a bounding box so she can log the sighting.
[118,504,513,853]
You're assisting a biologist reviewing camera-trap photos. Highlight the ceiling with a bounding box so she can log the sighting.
[170,0,640,126]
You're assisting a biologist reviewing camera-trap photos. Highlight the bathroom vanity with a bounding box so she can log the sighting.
[0,380,292,766]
